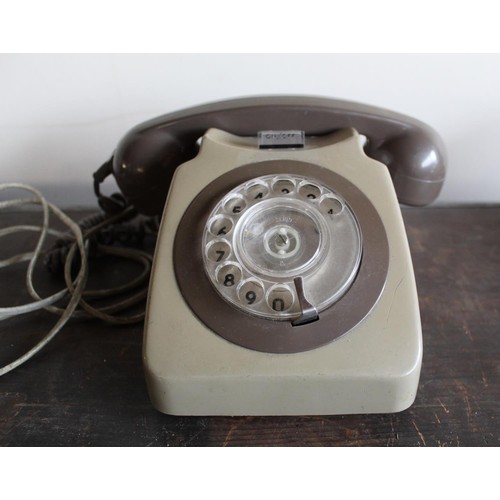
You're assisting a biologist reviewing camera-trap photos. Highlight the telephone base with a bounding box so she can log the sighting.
[143,128,422,416]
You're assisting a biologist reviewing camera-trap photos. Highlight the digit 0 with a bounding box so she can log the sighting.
[272,298,285,311]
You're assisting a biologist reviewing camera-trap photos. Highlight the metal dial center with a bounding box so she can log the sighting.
[264,226,300,259]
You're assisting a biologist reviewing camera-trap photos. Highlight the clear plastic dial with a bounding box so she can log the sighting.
[202,174,362,320]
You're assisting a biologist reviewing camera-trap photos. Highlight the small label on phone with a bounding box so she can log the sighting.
[258,130,305,149]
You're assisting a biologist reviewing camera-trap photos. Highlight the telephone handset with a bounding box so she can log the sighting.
[103,96,445,416]
[100,96,445,216]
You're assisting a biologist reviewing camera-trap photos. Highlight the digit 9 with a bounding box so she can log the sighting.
[237,279,264,306]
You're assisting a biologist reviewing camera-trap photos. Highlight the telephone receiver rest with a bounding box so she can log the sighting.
[108,96,446,215]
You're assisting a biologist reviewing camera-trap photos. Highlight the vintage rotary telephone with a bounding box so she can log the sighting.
[95,96,446,415]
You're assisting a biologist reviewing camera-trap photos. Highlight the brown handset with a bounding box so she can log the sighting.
[94,95,445,216]
[100,96,446,416]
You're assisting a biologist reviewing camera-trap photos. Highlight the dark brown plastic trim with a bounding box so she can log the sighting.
[112,96,446,215]
[173,160,389,354]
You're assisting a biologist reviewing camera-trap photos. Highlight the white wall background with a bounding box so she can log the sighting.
[1,53,499,207]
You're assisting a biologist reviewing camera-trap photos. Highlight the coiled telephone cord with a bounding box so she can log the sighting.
[0,183,154,376]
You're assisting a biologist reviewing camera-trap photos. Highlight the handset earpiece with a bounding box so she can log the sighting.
[112,128,200,215]
[366,129,446,206]
[106,96,446,215]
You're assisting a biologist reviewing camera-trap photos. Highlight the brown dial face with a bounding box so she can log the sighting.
[174,160,389,354]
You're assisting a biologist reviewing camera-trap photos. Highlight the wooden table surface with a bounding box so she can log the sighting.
[0,207,498,446]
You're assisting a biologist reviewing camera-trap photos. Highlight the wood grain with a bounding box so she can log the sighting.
[0,207,498,446]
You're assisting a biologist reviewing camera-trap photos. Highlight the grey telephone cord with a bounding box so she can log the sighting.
[0,183,153,377]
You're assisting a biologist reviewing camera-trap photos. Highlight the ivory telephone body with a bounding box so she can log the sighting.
[103,96,446,415]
